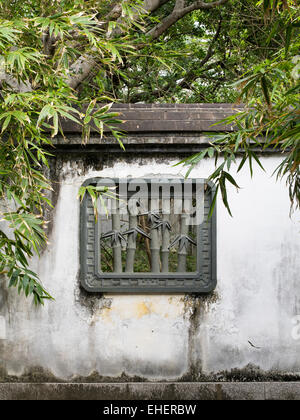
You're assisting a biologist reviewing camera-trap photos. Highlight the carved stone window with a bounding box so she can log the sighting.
[80,178,216,293]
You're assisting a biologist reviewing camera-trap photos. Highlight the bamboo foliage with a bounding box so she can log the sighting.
[0,5,139,304]
[178,6,300,217]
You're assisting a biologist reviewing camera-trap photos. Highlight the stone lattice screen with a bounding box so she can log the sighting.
[80,177,216,293]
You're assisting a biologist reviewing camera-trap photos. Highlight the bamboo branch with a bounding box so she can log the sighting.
[66,0,228,89]
[66,0,172,90]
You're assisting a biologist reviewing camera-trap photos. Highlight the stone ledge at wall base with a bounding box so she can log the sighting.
[0,382,300,400]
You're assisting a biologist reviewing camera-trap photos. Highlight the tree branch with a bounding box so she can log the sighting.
[128,18,224,102]
[0,55,32,93]
[184,0,229,13]
[67,0,229,90]
[67,0,169,90]
[147,0,228,39]
[144,0,173,12]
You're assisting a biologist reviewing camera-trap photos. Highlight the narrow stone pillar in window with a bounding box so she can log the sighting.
[112,208,122,273]
[150,199,161,273]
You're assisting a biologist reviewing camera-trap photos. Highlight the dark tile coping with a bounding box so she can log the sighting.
[58,103,243,135]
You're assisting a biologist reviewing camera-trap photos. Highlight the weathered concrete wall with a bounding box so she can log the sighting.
[0,151,299,383]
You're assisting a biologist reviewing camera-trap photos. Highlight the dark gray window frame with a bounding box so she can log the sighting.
[80,177,217,293]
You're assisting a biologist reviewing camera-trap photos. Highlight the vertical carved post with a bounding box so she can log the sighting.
[140,215,151,266]
[161,200,170,273]
[112,208,122,273]
[177,213,189,273]
[150,199,160,273]
[125,213,137,272]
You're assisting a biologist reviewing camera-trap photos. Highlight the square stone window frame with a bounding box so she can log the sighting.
[80,177,217,294]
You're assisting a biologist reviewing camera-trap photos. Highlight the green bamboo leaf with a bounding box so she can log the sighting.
[1,115,11,133]
[285,25,293,57]
[208,185,219,220]
[261,76,271,106]
[219,175,233,217]
[222,171,240,189]
[251,152,266,172]
[8,269,21,288]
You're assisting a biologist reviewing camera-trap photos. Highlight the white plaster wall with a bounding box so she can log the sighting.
[0,155,299,380]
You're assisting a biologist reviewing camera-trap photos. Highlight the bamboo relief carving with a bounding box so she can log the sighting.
[124,213,150,273]
[100,182,199,274]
